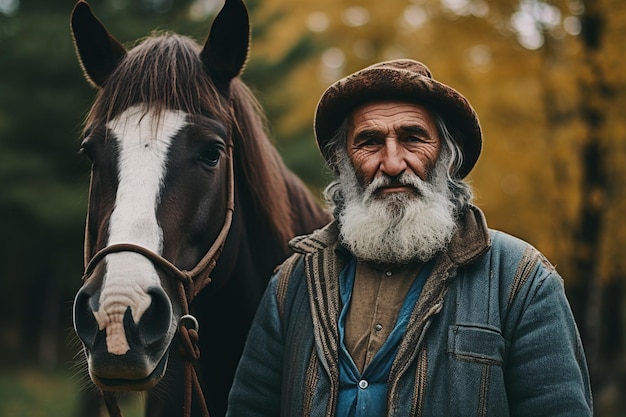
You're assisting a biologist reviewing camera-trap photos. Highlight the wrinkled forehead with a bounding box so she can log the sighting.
[347,100,439,136]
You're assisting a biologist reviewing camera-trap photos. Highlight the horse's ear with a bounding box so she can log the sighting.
[71,1,126,88]
[200,0,250,85]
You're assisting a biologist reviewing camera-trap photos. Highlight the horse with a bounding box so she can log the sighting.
[70,1,330,416]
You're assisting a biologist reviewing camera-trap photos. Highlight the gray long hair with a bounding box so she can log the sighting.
[323,113,474,218]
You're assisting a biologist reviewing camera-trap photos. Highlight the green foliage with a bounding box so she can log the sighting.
[0,6,92,362]
[0,365,144,417]
[0,367,78,417]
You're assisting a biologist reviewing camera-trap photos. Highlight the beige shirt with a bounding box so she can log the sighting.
[344,261,423,373]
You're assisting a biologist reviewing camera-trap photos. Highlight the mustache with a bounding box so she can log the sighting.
[364,172,428,199]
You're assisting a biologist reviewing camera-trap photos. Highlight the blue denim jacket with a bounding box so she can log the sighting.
[226,206,592,417]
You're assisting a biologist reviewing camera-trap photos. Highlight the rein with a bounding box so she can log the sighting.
[83,145,235,417]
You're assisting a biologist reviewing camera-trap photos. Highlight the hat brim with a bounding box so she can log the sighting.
[314,66,482,178]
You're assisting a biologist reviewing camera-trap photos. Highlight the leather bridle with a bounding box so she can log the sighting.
[82,144,235,417]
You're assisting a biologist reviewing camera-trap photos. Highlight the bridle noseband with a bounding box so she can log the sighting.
[83,145,235,417]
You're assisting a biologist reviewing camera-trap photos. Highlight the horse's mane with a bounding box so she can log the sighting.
[83,33,318,248]
[228,78,301,246]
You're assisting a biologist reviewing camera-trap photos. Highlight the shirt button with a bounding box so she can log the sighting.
[385,270,392,277]
[375,323,383,331]
[358,380,369,389]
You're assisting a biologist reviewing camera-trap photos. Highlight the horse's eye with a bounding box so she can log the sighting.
[79,139,94,162]
[198,145,222,167]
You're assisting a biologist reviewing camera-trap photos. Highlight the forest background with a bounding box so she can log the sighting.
[0,0,624,415]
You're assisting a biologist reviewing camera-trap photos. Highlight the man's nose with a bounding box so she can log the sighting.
[379,141,407,177]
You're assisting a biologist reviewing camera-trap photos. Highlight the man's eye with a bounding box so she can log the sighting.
[361,139,377,146]
[405,135,423,143]
[356,136,380,147]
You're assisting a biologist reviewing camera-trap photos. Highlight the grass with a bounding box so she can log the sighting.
[0,365,144,417]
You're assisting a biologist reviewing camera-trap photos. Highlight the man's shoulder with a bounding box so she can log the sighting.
[488,229,533,252]
[270,253,304,320]
[288,220,339,254]
[464,204,556,276]
[484,228,558,278]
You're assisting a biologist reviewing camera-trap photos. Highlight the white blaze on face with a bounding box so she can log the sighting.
[92,105,187,355]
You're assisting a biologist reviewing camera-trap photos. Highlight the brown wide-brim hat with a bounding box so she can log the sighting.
[314,59,482,178]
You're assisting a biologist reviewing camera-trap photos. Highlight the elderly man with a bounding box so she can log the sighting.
[226,60,592,416]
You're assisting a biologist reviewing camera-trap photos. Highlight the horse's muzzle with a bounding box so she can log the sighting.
[73,285,173,390]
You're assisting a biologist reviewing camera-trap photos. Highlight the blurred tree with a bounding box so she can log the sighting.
[539,0,626,412]
[0,4,92,365]
[241,0,327,188]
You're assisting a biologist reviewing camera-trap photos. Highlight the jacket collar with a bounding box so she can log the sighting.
[289,205,491,267]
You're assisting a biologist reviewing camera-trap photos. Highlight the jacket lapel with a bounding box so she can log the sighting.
[290,222,345,414]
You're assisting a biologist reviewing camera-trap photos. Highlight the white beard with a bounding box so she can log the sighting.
[337,162,458,264]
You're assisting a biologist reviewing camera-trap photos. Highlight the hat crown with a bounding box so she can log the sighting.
[364,59,432,79]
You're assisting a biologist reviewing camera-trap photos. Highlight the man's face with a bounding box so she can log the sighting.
[346,100,442,194]
[335,101,456,264]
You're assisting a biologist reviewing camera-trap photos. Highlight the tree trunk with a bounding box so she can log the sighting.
[569,1,625,412]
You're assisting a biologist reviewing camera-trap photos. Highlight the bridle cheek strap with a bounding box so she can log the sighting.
[84,145,234,417]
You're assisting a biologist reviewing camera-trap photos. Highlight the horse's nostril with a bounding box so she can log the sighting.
[138,286,173,346]
[73,287,101,350]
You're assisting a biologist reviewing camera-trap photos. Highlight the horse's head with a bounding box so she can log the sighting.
[71,0,250,390]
